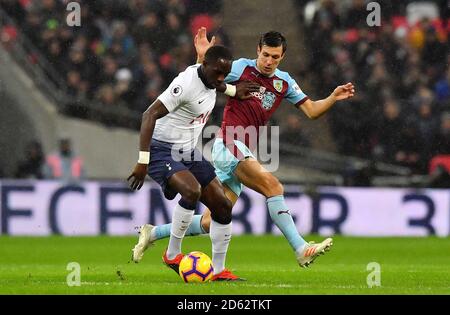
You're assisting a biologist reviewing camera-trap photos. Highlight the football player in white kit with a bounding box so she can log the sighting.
[127,45,259,281]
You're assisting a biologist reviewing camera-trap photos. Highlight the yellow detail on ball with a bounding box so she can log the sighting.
[179,251,214,283]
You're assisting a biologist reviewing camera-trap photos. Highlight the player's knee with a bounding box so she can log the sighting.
[181,183,202,204]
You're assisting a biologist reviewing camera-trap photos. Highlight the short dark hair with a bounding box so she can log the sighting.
[259,31,287,54]
[204,45,233,64]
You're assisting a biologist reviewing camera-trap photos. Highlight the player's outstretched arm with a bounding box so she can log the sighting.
[194,27,215,64]
[299,82,355,119]
[127,100,169,190]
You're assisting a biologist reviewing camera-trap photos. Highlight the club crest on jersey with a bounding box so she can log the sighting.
[262,92,276,110]
[273,79,283,93]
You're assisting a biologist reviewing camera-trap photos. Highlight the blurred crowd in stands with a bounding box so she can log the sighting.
[0,0,229,127]
[14,138,85,183]
[296,0,449,177]
[1,0,449,185]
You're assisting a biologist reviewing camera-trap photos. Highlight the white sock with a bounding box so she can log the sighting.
[210,219,232,275]
[167,203,194,260]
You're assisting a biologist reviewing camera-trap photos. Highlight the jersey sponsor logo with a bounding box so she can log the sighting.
[293,83,303,95]
[273,79,283,93]
[262,92,276,110]
[249,86,266,100]
[171,85,183,97]
[165,163,172,171]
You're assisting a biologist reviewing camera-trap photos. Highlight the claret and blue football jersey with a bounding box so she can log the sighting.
[219,58,308,150]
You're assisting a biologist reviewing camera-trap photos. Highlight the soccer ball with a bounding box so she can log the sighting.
[179,251,214,283]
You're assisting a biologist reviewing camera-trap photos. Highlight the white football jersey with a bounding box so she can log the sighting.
[154,64,216,151]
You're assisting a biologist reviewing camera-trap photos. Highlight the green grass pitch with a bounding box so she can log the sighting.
[0,235,449,294]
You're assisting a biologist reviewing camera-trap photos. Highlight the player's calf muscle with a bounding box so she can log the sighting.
[260,175,284,197]
[203,190,232,224]
[238,169,283,197]
[201,214,211,233]
[211,210,232,225]
[211,197,232,224]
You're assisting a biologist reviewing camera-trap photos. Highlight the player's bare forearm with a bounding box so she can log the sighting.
[128,100,169,190]
[299,82,355,119]
[139,112,156,151]
[139,100,169,151]
[300,95,336,120]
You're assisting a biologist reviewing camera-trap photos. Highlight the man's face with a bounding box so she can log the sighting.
[383,101,399,120]
[203,58,232,88]
[256,45,284,76]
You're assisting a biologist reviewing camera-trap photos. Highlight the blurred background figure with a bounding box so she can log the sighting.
[393,117,424,173]
[431,111,450,157]
[43,138,85,182]
[428,112,450,187]
[115,67,135,106]
[373,99,404,164]
[281,114,311,148]
[14,140,45,179]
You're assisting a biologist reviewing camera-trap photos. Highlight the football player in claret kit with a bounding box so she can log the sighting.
[134,28,355,270]
[127,44,259,281]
